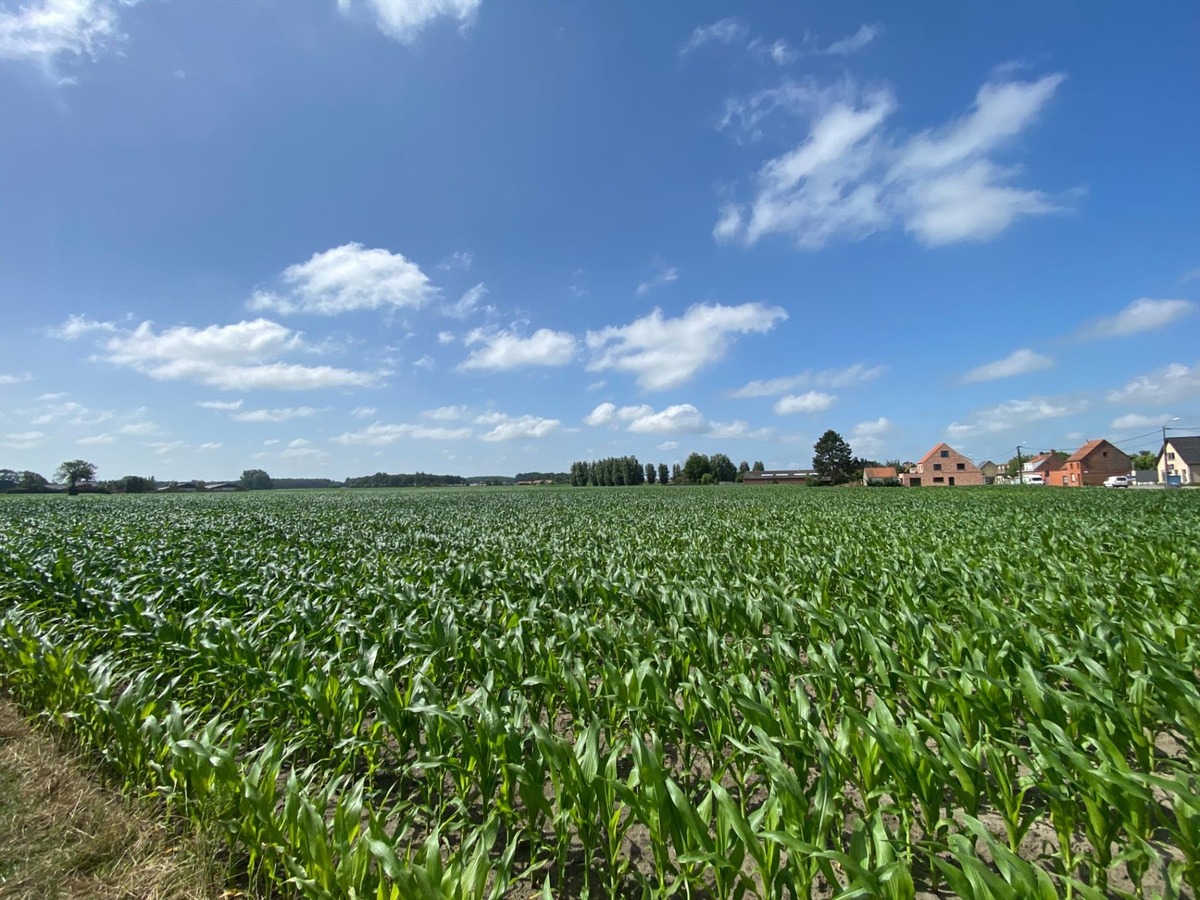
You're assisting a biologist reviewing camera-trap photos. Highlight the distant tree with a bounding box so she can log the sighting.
[699,473,715,485]
[240,469,274,490]
[1131,450,1158,470]
[0,469,17,492]
[645,462,656,484]
[658,463,669,485]
[683,453,712,485]
[752,460,765,472]
[711,453,737,483]
[119,475,153,494]
[1004,455,1023,478]
[55,460,97,496]
[18,471,49,492]
[884,459,905,473]
[738,460,750,476]
[671,463,682,484]
[813,430,853,485]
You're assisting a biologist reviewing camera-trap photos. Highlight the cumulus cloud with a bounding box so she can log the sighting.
[31,400,111,427]
[49,314,118,340]
[730,363,885,398]
[0,372,34,385]
[337,0,481,44]
[963,348,1053,383]
[774,391,837,414]
[707,420,773,440]
[626,404,705,434]
[459,326,577,371]
[231,406,323,423]
[249,243,434,316]
[717,73,1067,249]
[478,414,561,441]
[583,402,617,426]
[1105,363,1199,406]
[1080,298,1195,339]
[587,302,786,391]
[332,422,473,445]
[0,0,126,81]
[946,397,1075,438]
[437,331,456,344]
[52,316,380,391]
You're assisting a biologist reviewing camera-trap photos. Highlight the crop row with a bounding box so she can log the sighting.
[0,487,1197,898]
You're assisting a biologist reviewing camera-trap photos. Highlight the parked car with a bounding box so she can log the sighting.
[1103,475,1131,488]
[1026,474,1045,485]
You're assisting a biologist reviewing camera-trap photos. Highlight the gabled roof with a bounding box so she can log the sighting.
[863,467,897,479]
[1067,439,1127,463]
[916,442,955,465]
[1162,435,1200,465]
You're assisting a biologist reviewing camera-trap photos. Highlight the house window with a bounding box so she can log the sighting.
[1168,452,1175,461]
[1071,473,1077,483]
[933,463,942,471]
[956,463,965,470]
[933,476,944,483]
[940,450,949,458]
[1062,475,1068,485]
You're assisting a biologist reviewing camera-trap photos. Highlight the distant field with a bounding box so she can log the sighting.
[1,487,1197,899]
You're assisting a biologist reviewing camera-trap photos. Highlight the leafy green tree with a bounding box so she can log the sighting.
[119,475,154,494]
[682,453,712,485]
[1131,450,1158,470]
[55,459,97,496]
[885,459,905,473]
[0,469,17,492]
[813,430,853,485]
[752,460,765,472]
[658,463,669,485]
[1004,455,1022,478]
[241,469,274,490]
[18,471,48,492]
[644,462,656,484]
[671,463,682,484]
[711,453,737,483]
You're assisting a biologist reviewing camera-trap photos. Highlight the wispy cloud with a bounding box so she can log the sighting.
[477,413,561,442]
[635,258,680,297]
[947,396,1076,438]
[730,363,884,398]
[1110,412,1178,430]
[441,282,495,319]
[332,421,472,445]
[822,24,883,56]
[680,18,750,57]
[0,371,34,385]
[1105,363,1199,406]
[336,0,481,45]
[963,348,1053,383]
[774,391,836,415]
[231,406,324,423]
[1079,298,1195,339]
[0,0,128,83]
[716,72,1069,249]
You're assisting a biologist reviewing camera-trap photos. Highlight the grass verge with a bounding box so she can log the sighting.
[0,696,226,900]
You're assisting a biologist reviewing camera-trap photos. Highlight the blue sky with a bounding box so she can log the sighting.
[1,0,1198,480]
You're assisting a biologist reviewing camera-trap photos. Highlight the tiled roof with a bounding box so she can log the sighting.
[1066,439,1121,463]
[916,443,953,465]
[1164,435,1200,465]
[863,467,898,479]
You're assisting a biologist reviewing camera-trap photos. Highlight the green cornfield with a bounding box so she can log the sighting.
[0,487,1197,899]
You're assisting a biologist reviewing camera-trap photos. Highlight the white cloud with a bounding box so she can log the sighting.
[437,330,456,344]
[198,442,222,450]
[718,73,1067,249]
[963,348,1053,382]
[38,392,66,400]
[198,399,243,411]
[1105,363,1199,406]
[479,414,561,442]
[248,243,434,316]
[774,391,836,414]
[0,0,125,80]
[31,400,111,426]
[438,250,474,271]
[850,416,893,456]
[413,355,435,370]
[49,314,118,340]
[117,421,161,436]
[587,380,607,392]
[680,18,749,57]
[231,406,323,423]
[707,420,773,440]
[287,438,310,448]
[657,441,679,451]
[1110,413,1178,430]
[587,302,786,391]
[0,372,34,385]
[730,363,884,398]
[424,405,467,421]
[338,0,480,44]
[635,259,680,296]
[281,445,329,460]
[583,402,616,426]
[626,404,705,435]
[946,397,1075,438]
[60,317,381,390]
[1081,298,1195,339]
[332,422,472,445]
[77,433,114,445]
[442,282,493,319]
[149,440,185,456]
[350,405,377,419]
[0,430,45,450]
[823,24,883,56]
[459,327,577,371]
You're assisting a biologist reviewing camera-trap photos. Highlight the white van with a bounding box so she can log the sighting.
[1026,474,1045,485]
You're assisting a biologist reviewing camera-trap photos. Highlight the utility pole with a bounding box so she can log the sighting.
[1016,444,1025,485]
